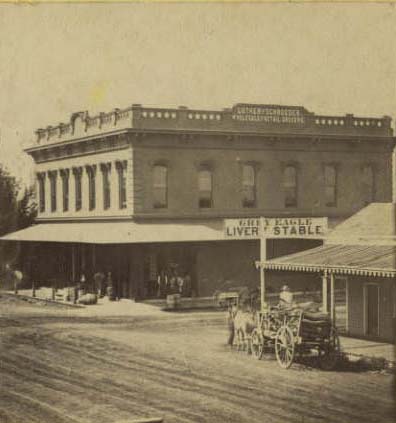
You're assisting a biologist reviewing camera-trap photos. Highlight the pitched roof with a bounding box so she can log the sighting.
[326,203,396,245]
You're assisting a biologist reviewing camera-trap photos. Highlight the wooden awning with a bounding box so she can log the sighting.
[256,244,396,278]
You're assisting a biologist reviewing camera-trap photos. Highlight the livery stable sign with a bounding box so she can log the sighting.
[224,217,328,239]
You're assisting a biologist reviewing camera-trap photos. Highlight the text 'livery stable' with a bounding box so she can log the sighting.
[224,217,328,239]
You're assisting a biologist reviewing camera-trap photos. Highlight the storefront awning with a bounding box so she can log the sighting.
[257,244,396,277]
[0,220,228,244]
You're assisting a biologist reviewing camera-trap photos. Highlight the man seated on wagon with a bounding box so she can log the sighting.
[278,285,295,309]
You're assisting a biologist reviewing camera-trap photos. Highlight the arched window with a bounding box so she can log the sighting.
[324,165,337,207]
[60,169,70,212]
[362,164,375,205]
[198,167,213,208]
[116,161,127,209]
[86,165,97,211]
[242,164,256,208]
[283,165,297,208]
[37,172,46,213]
[101,163,111,210]
[153,165,168,208]
[48,170,58,213]
[73,167,83,211]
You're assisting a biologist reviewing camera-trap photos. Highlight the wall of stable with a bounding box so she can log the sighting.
[348,276,395,343]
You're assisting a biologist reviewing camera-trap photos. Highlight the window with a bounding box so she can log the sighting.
[362,164,375,205]
[73,167,83,211]
[116,161,127,209]
[48,170,57,212]
[242,164,256,208]
[324,165,337,207]
[101,163,111,210]
[153,164,167,208]
[198,167,213,208]
[283,165,297,208]
[60,169,69,212]
[37,173,46,213]
[86,165,97,211]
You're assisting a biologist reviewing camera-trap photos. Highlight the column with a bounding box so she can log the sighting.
[322,271,328,313]
[260,237,267,312]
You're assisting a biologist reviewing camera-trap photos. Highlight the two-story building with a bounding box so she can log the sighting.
[2,103,395,300]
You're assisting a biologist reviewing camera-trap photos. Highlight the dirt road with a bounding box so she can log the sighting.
[0,296,394,423]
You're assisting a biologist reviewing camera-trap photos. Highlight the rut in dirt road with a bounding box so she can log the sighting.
[0,320,394,423]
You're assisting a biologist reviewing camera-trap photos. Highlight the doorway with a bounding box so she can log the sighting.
[364,284,380,337]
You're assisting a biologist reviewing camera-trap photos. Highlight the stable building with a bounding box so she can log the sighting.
[1,103,395,300]
[257,203,396,343]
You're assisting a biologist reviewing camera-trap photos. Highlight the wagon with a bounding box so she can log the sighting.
[250,306,340,370]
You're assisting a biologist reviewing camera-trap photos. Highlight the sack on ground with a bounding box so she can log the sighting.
[77,293,98,305]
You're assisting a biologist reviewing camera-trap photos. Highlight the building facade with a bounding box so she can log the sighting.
[10,103,395,299]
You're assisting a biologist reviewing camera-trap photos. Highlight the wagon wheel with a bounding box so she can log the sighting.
[251,328,264,360]
[319,327,341,371]
[275,326,295,369]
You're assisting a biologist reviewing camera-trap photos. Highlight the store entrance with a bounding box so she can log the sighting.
[143,243,197,299]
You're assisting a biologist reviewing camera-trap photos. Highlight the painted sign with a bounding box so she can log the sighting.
[232,104,306,125]
[262,217,327,238]
[224,218,261,239]
[224,217,327,239]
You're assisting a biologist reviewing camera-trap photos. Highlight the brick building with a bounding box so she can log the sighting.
[2,103,395,300]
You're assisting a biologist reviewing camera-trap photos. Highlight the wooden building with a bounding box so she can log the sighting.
[257,203,396,343]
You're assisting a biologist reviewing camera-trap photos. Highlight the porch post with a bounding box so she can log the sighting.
[330,272,336,323]
[260,237,267,312]
[322,270,328,313]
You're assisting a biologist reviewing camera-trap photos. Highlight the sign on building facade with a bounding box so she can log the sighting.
[224,217,328,239]
[232,104,307,125]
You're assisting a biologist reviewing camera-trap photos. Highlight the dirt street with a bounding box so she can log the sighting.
[0,296,394,423]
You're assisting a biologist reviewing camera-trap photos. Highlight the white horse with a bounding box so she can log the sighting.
[233,307,258,353]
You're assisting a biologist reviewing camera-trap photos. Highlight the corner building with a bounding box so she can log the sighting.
[8,104,395,299]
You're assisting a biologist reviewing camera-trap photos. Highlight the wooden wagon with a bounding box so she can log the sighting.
[250,306,340,369]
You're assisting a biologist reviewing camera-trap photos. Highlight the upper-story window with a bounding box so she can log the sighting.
[48,170,57,212]
[100,163,111,210]
[86,165,97,211]
[242,164,256,208]
[198,166,213,209]
[60,169,69,212]
[283,165,297,208]
[362,164,375,205]
[73,167,83,211]
[116,160,127,209]
[153,164,168,209]
[324,165,337,207]
[37,172,46,213]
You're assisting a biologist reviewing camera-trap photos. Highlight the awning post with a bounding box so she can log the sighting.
[330,272,336,323]
[260,237,267,312]
[322,271,328,313]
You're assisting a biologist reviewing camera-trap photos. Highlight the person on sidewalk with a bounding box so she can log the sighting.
[106,271,115,301]
[93,271,105,298]
[5,264,23,294]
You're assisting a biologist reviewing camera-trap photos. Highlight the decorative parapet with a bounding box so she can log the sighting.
[32,103,393,147]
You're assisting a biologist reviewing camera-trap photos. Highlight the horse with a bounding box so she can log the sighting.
[232,306,258,353]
